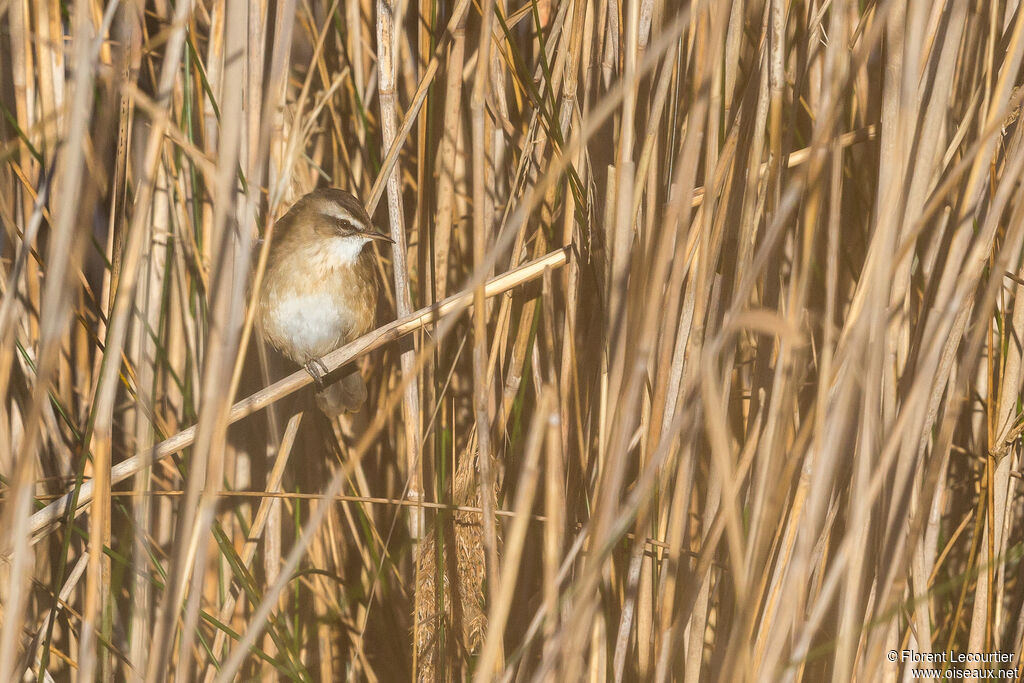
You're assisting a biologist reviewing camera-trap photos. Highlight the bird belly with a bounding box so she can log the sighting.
[263,290,355,363]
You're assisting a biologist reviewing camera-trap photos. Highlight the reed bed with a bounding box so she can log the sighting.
[2,0,1024,680]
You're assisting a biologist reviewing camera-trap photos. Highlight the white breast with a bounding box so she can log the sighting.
[265,290,354,362]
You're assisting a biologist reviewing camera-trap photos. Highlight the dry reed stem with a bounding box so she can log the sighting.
[470,4,501,679]
[377,0,424,550]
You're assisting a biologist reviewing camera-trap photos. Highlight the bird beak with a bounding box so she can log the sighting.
[361,230,395,244]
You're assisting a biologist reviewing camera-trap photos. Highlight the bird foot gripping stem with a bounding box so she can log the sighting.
[304,358,330,387]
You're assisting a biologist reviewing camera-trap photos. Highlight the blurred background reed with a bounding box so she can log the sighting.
[3,0,1024,680]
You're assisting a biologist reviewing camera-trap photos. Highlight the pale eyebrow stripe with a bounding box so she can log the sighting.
[319,204,366,229]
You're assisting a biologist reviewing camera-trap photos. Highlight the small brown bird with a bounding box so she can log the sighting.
[257,188,391,415]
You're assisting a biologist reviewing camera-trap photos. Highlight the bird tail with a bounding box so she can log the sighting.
[315,370,367,416]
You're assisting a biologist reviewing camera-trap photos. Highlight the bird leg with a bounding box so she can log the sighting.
[304,358,330,387]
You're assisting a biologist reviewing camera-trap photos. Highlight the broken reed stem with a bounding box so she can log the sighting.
[686,124,876,208]
[24,246,570,542]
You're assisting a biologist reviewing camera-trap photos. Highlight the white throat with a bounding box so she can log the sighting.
[326,235,371,264]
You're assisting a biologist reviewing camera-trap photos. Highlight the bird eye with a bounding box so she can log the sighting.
[332,217,356,233]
